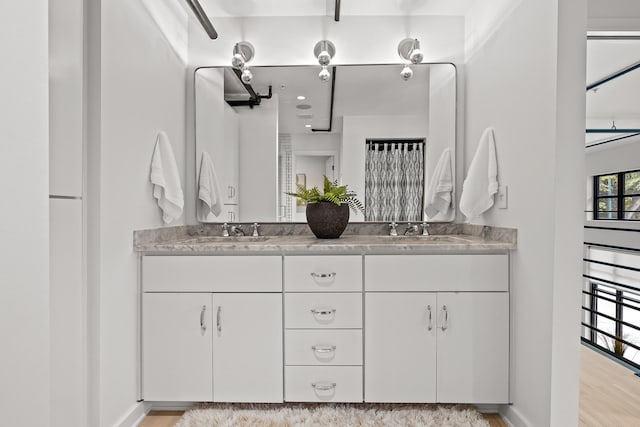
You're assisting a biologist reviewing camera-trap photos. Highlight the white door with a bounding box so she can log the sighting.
[213,293,283,402]
[143,293,213,401]
[365,292,437,402]
[436,292,509,403]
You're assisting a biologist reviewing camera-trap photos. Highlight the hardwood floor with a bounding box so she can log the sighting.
[579,345,640,426]
[139,409,506,426]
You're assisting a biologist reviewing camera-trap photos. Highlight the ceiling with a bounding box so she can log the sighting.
[226,64,431,134]
[200,0,476,18]
[585,37,640,146]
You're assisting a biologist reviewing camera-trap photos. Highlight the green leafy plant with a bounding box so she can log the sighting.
[287,176,364,214]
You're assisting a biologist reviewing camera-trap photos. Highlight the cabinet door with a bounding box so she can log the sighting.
[143,293,213,401]
[436,292,509,403]
[213,293,283,402]
[365,293,437,402]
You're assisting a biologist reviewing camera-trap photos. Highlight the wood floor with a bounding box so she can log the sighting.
[579,345,640,426]
[140,346,640,426]
[139,409,507,426]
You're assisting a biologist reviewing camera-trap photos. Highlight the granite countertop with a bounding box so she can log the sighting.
[134,223,516,254]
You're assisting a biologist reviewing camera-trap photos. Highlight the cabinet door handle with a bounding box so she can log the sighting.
[200,305,207,332]
[310,272,336,282]
[427,305,433,331]
[228,186,233,198]
[441,305,448,331]
[311,345,336,354]
[216,306,222,333]
[311,382,336,391]
[231,186,235,198]
[310,308,336,318]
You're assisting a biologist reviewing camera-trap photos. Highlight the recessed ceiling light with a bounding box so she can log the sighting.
[297,95,306,100]
[305,124,312,128]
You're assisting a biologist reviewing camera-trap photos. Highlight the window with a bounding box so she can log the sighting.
[594,169,640,220]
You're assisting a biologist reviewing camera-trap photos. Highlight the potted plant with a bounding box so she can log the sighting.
[287,176,364,239]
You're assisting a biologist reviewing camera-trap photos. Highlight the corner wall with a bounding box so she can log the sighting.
[0,2,50,426]
[94,0,188,425]
[464,0,586,425]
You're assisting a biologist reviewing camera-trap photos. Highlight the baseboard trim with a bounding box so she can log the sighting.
[475,404,500,413]
[500,404,531,427]
[116,401,152,427]
[147,401,194,411]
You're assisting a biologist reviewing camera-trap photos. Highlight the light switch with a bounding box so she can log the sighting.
[497,185,508,209]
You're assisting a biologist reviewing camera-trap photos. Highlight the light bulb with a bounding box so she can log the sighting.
[241,67,253,84]
[317,50,331,66]
[231,53,245,69]
[409,39,424,64]
[319,66,331,82]
[409,48,424,64]
[400,65,413,81]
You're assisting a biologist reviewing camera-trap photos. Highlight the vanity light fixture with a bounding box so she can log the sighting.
[231,41,255,84]
[314,40,336,82]
[397,38,424,81]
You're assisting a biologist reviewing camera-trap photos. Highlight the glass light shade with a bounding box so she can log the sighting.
[317,50,331,66]
[241,67,253,84]
[409,48,424,64]
[400,65,413,81]
[231,53,245,69]
[319,66,331,82]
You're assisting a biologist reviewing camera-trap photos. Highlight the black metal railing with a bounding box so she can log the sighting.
[582,245,640,370]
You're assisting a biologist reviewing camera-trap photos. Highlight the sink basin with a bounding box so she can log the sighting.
[377,235,467,243]
[178,236,271,244]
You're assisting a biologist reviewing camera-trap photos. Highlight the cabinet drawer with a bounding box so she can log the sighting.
[143,255,282,292]
[285,330,362,366]
[285,366,363,402]
[284,256,362,292]
[285,293,362,329]
[365,254,508,292]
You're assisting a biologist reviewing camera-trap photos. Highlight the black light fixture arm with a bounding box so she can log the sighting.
[185,0,218,39]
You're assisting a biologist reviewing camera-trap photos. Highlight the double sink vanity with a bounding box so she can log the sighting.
[134,223,516,406]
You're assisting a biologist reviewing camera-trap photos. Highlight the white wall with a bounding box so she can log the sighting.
[0,2,50,427]
[95,0,188,425]
[588,0,640,30]
[237,97,279,221]
[464,0,586,426]
[342,115,428,221]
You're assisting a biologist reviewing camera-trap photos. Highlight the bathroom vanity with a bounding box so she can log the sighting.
[135,224,515,405]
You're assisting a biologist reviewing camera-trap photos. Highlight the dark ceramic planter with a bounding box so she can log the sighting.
[305,202,350,239]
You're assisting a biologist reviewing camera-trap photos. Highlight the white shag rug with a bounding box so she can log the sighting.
[175,403,490,427]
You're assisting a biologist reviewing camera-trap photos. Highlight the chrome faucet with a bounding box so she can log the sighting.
[251,223,260,237]
[222,223,230,237]
[230,224,245,236]
[422,221,430,236]
[389,222,398,236]
[404,223,420,235]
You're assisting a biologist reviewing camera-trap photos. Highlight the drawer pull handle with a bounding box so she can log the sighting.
[441,305,448,331]
[310,308,336,317]
[427,305,432,331]
[310,272,336,280]
[217,306,222,333]
[200,305,207,332]
[311,382,336,391]
[311,345,337,354]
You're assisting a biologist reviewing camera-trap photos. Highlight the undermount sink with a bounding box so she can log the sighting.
[179,236,271,244]
[378,235,468,243]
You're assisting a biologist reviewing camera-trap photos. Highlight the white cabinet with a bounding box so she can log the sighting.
[436,292,509,403]
[364,254,509,404]
[142,255,283,402]
[143,293,213,401]
[365,293,437,402]
[213,293,283,402]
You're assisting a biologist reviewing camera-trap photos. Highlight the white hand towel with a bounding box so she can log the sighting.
[459,127,499,221]
[424,148,453,218]
[197,151,223,221]
[150,131,184,224]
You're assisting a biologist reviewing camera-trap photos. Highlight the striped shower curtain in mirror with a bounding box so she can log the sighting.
[365,140,424,222]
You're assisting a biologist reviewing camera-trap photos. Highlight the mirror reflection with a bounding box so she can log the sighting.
[195,63,456,223]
